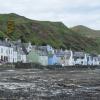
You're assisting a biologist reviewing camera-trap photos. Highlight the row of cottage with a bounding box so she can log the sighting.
[0,38,100,66]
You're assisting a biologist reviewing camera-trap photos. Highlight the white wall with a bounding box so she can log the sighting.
[13,51,17,63]
[93,57,99,65]
[0,46,15,63]
[0,46,9,63]
[21,54,27,63]
[8,48,14,63]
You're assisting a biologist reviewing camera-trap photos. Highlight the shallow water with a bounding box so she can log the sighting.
[0,68,100,100]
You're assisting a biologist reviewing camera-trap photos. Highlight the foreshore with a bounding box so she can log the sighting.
[0,63,100,70]
[0,68,99,100]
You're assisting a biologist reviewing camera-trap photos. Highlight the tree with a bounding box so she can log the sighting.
[7,16,15,34]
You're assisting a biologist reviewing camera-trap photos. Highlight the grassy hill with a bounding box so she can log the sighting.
[0,13,100,53]
[71,25,100,53]
[71,25,100,38]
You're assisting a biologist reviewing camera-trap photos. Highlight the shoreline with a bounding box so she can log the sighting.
[0,63,100,70]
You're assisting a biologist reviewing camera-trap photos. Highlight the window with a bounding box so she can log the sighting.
[81,61,83,64]
[1,56,3,61]
[81,57,84,59]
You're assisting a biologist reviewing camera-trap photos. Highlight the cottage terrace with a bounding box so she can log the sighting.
[0,38,100,66]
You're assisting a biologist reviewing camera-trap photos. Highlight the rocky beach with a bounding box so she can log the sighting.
[0,68,99,100]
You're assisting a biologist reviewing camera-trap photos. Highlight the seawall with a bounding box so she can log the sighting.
[0,63,99,70]
[14,63,100,70]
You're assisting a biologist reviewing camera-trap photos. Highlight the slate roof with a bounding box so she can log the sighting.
[98,56,100,61]
[55,50,65,57]
[36,46,47,51]
[12,40,27,55]
[32,46,48,56]
[30,46,48,56]
[0,40,12,47]
[73,52,85,58]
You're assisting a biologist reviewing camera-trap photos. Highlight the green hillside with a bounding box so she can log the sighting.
[0,13,100,53]
[71,25,100,38]
[71,25,100,53]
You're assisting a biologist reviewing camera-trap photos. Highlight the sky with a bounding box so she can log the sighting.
[0,0,99,30]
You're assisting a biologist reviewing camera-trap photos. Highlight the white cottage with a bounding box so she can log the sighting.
[55,50,65,66]
[93,56,99,65]
[0,44,9,63]
[22,42,32,53]
[16,46,26,63]
[87,54,93,65]
[12,40,27,63]
[0,39,15,63]
[87,54,99,66]
[64,50,74,66]
[73,52,88,65]
[97,55,100,65]
[55,50,74,66]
